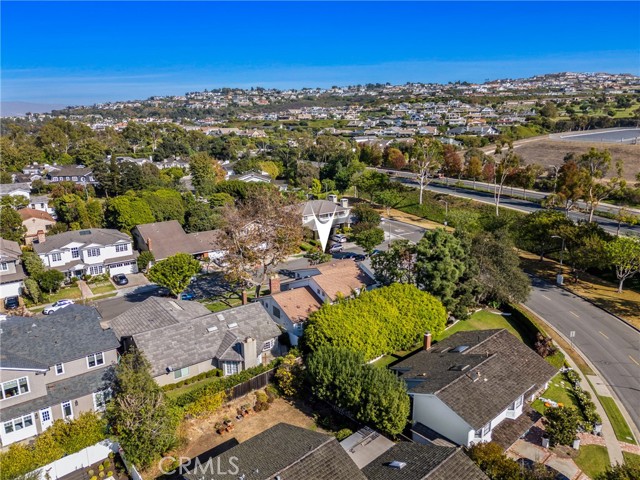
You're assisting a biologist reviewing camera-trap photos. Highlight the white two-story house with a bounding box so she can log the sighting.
[0,238,27,301]
[0,306,120,446]
[259,259,374,345]
[391,329,557,448]
[33,229,138,278]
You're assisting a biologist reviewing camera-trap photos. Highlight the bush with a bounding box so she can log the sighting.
[183,391,226,418]
[335,428,353,441]
[162,368,222,391]
[137,251,155,272]
[275,354,303,397]
[544,406,581,446]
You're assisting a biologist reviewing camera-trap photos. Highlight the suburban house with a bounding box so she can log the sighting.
[0,183,31,200]
[109,298,281,386]
[391,329,557,448]
[28,195,56,216]
[132,220,224,263]
[226,171,273,184]
[0,238,26,301]
[182,423,488,480]
[17,208,56,245]
[33,229,138,278]
[301,197,352,234]
[46,165,97,185]
[0,306,119,446]
[259,259,375,345]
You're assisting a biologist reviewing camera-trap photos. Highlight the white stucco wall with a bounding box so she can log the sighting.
[412,394,473,446]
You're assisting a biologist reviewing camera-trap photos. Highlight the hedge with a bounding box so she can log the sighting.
[162,368,222,391]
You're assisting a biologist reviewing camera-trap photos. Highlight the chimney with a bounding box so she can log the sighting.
[341,197,349,208]
[241,290,248,305]
[424,332,432,351]
[36,230,46,244]
[269,276,281,294]
[146,237,152,251]
[243,337,258,369]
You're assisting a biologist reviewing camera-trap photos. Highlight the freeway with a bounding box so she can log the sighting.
[525,276,640,435]
[382,171,640,236]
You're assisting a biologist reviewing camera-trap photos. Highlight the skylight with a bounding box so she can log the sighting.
[227,322,238,329]
[451,345,469,353]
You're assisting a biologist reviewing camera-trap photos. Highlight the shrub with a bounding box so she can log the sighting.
[335,429,353,441]
[544,406,581,446]
[183,391,226,418]
[275,354,303,397]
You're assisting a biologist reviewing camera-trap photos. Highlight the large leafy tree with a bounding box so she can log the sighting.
[371,240,417,285]
[353,227,384,254]
[104,195,155,232]
[605,236,640,293]
[0,206,26,243]
[140,189,186,224]
[304,284,447,360]
[544,406,581,447]
[105,349,179,469]
[189,152,225,197]
[306,346,409,436]
[148,253,201,297]
[416,229,467,311]
[518,210,574,261]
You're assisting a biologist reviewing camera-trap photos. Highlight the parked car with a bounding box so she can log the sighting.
[180,292,196,301]
[112,274,129,286]
[329,243,344,253]
[43,299,74,315]
[330,234,347,243]
[4,296,19,310]
[278,268,296,278]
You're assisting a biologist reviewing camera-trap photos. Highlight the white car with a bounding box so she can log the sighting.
[43,299,75,315]
[331,234,347,243]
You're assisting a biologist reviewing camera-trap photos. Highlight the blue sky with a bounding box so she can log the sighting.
[2,1,639,105]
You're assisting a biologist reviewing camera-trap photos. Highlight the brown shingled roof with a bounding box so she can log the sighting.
[18,208,55,222]
[314,259,373,301]
[271,286,323,323]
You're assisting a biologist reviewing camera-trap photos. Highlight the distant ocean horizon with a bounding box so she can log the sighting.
[1,101,68,117]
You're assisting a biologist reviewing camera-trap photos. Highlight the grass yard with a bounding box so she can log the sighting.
[90,282,116,295]
[623,452,640,468]
[164,376,221,400]
[574,445,610,479]
[435,309,526,343]
[598,395,637,445]
[531,373,581,415]
[43,285,83,303]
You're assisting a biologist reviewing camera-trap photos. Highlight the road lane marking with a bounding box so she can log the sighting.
[541,294,551,300]
[569,311,579,318]
[629,355,640,367]
[598,331,609,339]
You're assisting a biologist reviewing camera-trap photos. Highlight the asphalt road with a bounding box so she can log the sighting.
[390,175,639,237]
[525,276,640,434]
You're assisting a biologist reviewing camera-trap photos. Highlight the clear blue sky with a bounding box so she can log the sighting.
[2,1,639,105]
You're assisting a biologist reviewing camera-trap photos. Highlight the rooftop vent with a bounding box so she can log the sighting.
[227,322,238,329]
[449,364,470,372]
[217,313,225,321]
[206,326,218,333]
[388,461,407,470]
[451,345,469,353]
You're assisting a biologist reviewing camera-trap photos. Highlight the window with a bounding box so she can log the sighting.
[3,415,34,434]
[0,262,8,271]
[262,339,275,351]
[174,367,189,379]
[41,409,51,422]
[115,244,128,252]
[55,363,64,375]
[1,377,29,400]
[51,253,62,262]
[474,422,492,439]
[87,248,100,257]
[272,306,281,318]
[89,265,104,275]
[71,176,78,181]
[71,247,80,259]
[514,395,523,408]
[87,352,104,368]
[61,401,73,418]
[93,390,111,411]
[223,362,239,376]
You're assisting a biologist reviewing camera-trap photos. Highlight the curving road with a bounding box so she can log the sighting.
[524,276,640,435]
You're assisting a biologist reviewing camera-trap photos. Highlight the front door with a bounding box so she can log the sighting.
[39,407,53,430]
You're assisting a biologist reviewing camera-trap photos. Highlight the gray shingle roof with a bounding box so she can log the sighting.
[0,367,113,422]
[131,302,281,376]
[182,423,366,480]
[0,305,120,368]
[133,221,222,261]
[32,229,131,254]
[0,183,31,195]
[363,443,488,480]
[301,199,350,217]
[109,296,211,338]
[392,329,557,430]
[0,238,22,261]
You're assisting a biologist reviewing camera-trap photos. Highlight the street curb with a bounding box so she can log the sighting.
[520,303,640,447]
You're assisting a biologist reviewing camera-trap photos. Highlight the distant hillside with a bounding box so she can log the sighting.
[1,101,67,117]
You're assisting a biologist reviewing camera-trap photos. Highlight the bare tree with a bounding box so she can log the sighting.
[413,138,443,205]
[492,143,521,216]
[218,190,304,297]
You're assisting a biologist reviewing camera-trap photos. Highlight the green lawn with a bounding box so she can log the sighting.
[575,445,609,479]
[372,354,402,368]
[90,283,116,295]
[435,310,526,343]
[623,452,640,468]
[531,373,581,415]
[164,376,221,400]
[598,396,637,445]
[43,286,83,303]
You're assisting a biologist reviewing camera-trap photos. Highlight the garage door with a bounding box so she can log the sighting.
[108,261,138,275]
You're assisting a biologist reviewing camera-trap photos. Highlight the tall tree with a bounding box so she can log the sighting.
[105,349,179,469]
[413,138,443,205]
[518,210,574,261]
[0,206,26,243]
[189,152,225,197]
[104,195,155,232]
[148,253,201,297]
[371,240,417,285]
[492,144,522,216]
[605,236,640,293]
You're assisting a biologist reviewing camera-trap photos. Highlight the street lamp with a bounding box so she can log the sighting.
[438,199,449,226]
[551,235,565,266]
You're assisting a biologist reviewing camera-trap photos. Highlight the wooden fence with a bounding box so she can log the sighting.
[225,367,276,402]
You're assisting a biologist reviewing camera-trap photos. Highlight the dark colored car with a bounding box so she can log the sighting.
[112,274,129,286]
[4,296,19,310]
[278,269,296,278]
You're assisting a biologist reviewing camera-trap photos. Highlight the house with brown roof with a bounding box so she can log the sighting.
[131,220,224,264]
[17,208,56,245]
[392,329,557,448]
[258,259,374,345]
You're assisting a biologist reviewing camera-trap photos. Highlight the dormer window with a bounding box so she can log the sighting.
[0,262,8,271]
[115,244,128,253]
[86,248,100,257]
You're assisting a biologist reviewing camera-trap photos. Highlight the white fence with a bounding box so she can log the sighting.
[35,440,117,480]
